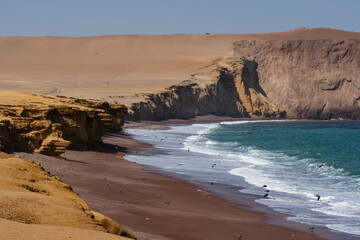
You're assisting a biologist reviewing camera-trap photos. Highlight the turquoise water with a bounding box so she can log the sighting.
[126,120,360,238]
[209,121,360,176]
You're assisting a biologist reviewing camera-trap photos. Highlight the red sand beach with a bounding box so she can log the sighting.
[14,118,339,240]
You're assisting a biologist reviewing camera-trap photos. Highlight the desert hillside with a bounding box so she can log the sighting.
[0,151,135,240]
[1,28,359,119]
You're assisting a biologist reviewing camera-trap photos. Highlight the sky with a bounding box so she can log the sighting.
[0,0,359,37]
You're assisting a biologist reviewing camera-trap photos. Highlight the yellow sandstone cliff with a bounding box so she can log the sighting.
[0,90,127,156]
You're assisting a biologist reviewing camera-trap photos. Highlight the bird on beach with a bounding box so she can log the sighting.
[315,194,320,201]
[309,227,315,231]
[157,194,161,198]
[235,234,242,239]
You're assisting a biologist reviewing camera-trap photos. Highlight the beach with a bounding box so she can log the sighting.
[15,118,341,240]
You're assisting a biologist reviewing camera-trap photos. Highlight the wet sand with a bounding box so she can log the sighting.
[15,121,338,240]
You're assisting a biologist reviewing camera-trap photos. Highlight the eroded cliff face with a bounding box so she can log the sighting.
[0,92,127,156]
[234,39,360,119]
[129,57,286,120]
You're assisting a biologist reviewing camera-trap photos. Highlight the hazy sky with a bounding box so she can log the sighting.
[0,0,359,37]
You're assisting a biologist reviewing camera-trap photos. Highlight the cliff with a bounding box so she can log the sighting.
[129,34,359,120]
[129,57,285,120]
[0,28,359,120]
[0,90,127,156]
[234,38,360,119]
[0,151,135,239]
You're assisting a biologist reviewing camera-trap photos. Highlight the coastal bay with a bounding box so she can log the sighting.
[15,117,344,240]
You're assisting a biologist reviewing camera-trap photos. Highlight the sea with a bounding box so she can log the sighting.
[125,120,360,239]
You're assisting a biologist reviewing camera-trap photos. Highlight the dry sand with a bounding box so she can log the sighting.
[0,151,133,240]
[1,28,359,105]
[16,131,334,240]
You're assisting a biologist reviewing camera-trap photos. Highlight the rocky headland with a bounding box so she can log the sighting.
[0,28,359,120]
[234,38,360,119]
[0,90,127,156]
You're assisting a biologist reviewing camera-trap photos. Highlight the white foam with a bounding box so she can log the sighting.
[220,119,295,125]
[125,122,360,237]
[326,224,360,235]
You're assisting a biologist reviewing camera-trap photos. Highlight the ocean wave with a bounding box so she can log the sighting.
[219,119,296,125]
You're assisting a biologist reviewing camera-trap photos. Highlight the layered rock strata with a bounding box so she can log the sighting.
[0,91,127,156]
[234,39,360,119]
[129,57,286,120]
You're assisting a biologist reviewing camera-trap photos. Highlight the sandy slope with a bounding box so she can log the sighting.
[0,152,133,240]
[1,28,359,105]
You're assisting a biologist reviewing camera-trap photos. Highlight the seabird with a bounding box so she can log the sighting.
[315,194,320,201]
[264,193,269,198]
[319,164,325,168]
[164,201,170,205]
[211,164,216,168]
[120,201,124,204]
[210,182,214,185]
[235,235,242,239]
[119,188,123,192]
[262,185,267,188]
[157,194,161,198]
[160,139,164,142]
[309,227,315,231]
[265,190,270,193]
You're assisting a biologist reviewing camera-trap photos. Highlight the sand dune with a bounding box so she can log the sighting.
[1,28,359,105]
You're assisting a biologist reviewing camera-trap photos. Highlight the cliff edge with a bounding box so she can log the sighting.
[234,38,360,119]
[0,90,127,156]
[0,28,359,120]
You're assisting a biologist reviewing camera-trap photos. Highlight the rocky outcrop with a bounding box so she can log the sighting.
[129,57,286,120]
[234,39,360,119]
[0,92,127,156]
[127,35,359,121]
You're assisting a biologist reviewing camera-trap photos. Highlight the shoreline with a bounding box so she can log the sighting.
[122,117,355,240]
[13,117,353,240]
